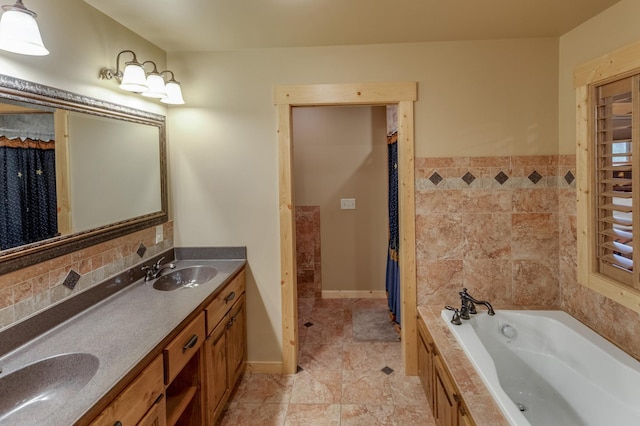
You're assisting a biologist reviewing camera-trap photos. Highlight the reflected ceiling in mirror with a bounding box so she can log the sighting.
[0,74,167,274]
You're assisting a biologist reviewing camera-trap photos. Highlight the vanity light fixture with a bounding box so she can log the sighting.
[99,50,185,105]
[0,0,48,56]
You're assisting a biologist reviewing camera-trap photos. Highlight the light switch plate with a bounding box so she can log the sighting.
[155,225,163,243]
[340,198,356,210]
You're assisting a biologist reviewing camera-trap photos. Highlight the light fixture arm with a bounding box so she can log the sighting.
[99,50,141,82]
[160,70,179,83]
[2,0,36,18]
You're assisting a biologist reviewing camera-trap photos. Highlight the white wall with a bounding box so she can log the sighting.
[167,38,559,362]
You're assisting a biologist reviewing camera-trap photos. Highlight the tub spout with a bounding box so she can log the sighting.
[459,288,495,317]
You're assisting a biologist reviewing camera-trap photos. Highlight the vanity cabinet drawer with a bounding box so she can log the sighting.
[164,312,205,384]
[205,271,245,335]
[89,355,164,426]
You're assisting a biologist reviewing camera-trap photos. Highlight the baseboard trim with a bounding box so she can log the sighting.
[245,361,283,374]
[321,290,386,299]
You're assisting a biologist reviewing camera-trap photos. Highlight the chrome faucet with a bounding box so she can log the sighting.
[142,257,175,281]
[459,288,495,319]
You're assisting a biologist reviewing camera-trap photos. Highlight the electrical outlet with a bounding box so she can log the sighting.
[340,198,356,210]
[155,225,163,243]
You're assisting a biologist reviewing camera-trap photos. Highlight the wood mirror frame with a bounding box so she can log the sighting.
[0,74,167,275]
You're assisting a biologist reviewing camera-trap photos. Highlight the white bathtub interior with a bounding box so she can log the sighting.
[441,309,640,426]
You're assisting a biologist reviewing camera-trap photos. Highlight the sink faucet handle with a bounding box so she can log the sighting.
[153,257,166,268]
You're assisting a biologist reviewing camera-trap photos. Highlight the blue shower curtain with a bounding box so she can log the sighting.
[0,137,58,250]
[386,132,400,326]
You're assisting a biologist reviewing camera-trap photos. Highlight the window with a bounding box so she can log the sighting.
[593,76,637,288]
[575,41,640,314]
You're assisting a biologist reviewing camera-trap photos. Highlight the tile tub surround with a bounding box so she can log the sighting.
[0,221,174,330]
[418,305,510,426]
[295,206,322,298]
[0,248,246,425]
[415,155,573,310]
[415,153,640,362]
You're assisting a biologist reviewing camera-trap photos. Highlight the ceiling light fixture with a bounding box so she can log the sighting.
[0,0,48,56]
[99,50,186,105]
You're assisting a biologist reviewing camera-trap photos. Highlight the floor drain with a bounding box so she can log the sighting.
[516,402,526,412]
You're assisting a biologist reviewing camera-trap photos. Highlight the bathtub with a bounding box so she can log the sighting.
[441,309,640,426]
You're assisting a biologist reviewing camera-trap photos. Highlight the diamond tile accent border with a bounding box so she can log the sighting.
[304,322,314,327]
[528,170,542,184]
[381,366,394,375]
[429,172,443,186]
[494,171,509,185]
[62,270,81,290]
[461,171,476,185]
[136,243,147,257]
[564,171,575,185]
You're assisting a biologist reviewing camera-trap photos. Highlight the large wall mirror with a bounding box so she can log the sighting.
[0,74,167,275]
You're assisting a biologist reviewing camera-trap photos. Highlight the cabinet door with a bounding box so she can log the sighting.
[205,318,229,423]
[137,394,167,426]
[226,294,246,387]
[434,354,459,426]
[417,321,434,407]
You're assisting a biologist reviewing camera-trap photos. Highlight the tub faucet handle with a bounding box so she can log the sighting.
[445,305,462,325]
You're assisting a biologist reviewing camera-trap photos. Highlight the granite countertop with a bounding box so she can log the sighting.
[417,305,510,426]
[0,251,246,426]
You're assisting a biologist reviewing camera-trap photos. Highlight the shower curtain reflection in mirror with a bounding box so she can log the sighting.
[0,129,57,250]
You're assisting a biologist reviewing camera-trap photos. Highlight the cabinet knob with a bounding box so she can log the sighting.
[224,291,236,303]
[113,422,122,426]
[182,334,198,353]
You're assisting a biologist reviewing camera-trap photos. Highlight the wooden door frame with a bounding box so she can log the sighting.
[275,82,418,375]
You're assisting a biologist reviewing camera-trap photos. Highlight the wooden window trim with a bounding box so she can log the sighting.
[575,42,640,314]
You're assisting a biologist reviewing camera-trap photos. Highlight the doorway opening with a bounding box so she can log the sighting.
[275,82,418,375]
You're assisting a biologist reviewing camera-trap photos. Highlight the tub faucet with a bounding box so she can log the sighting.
[142,257,176,281]
[459,288,495,319]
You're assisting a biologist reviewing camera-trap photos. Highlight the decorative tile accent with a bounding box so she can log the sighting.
[62,270,81,290]
[296,365,304,373]
[429,172,443,186]
[136,243,147,257]
[381,366,394,375]
[494,171,509,185]
[461,171,476,185]
[564,171,575,185]
[304,322,314,327]
[528,170,542,184]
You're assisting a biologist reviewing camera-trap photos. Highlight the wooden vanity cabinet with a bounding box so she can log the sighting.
[89,355,165,426]
[418,317,476,426]
[204,270,246,424]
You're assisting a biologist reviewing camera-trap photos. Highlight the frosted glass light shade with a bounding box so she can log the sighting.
[119,62,148,92]
[161,81,185,105]
[0,9,48,56]
[142,73,166,98]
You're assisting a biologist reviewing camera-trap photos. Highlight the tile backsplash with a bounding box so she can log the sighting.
[0,221,173,330]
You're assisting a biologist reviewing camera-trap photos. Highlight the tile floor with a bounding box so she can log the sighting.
[217,297,436,425]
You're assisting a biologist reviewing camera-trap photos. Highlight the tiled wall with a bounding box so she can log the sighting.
[0,221,173,330]
[415,155,573,308]
[295,206,321,298]
[415,154,640,361]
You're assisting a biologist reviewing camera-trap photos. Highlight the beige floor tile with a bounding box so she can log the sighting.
[284,403,341,426]
[232,373,295,403]
[217,402,288,426]
[342,370,394,405]
[290,370,342,404]
[340,404,396,425]
[299,343,343,371]
[343,342,388,370]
